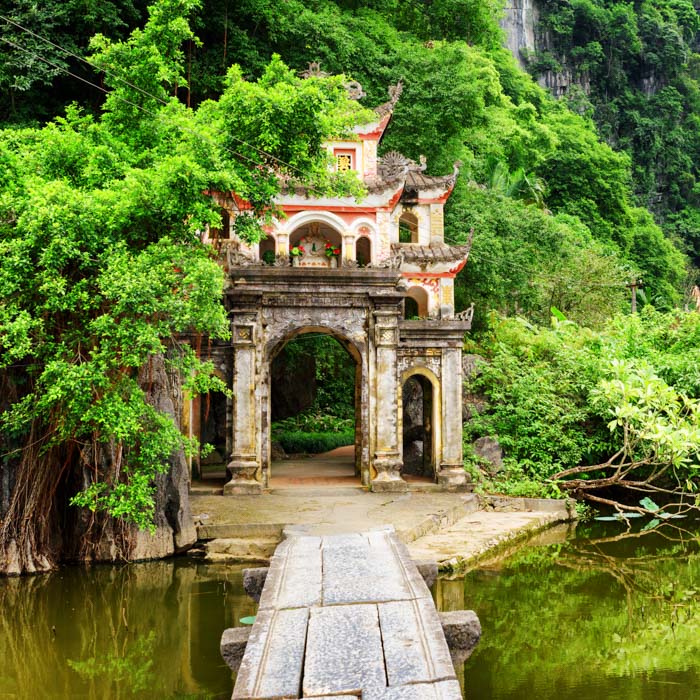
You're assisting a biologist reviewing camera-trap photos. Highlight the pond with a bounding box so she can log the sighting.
[0,518,698,698]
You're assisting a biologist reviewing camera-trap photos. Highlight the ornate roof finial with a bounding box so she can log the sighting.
[345,79,366,100]
[300,61,329,79]
[388,81,403,106]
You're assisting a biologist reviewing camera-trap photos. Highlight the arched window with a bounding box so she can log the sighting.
[289,222,343,268]
[259,235,276,264]
[398,211,419,244]
[356,236,371,267]
[404,286,428,319]
[210,208,231,240]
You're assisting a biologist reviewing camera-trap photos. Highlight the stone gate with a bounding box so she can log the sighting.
[188,72,474,494]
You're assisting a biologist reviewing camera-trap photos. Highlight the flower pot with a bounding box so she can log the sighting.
[330,257,338,269]
[292,257,299,267]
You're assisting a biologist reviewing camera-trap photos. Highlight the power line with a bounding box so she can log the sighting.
[0,14,334,188]
[0,35,287,179]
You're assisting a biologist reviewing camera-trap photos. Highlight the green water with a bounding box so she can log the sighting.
[0,519,698,698]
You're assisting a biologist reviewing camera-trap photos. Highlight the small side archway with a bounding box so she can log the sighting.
[400,367,441,481]
[404,286,429,319]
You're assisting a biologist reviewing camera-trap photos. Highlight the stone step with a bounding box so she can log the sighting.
[394,493,479,543]
[203,537,280,562]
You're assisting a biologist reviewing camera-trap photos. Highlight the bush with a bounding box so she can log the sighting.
[272,430,355,455]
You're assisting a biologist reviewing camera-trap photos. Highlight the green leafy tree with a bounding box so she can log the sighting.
[0,0,367,574]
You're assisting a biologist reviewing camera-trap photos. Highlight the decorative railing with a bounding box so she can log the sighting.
[455,302,475,325]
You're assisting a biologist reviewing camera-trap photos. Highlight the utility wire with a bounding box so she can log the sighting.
[0,14,339,189]
[0,35,271,175]
[0,19,632,291]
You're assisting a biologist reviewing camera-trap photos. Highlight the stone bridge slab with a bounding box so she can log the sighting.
[231,528,461,700]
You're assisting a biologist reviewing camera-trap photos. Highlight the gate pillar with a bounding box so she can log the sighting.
[224,310,263,495]
[437,346,468,488]
[371,303,407,493]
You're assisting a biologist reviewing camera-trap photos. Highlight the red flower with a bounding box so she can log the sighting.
[333,248,341,255]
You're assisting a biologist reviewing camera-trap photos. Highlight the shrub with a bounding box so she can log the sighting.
[272,430,355,455]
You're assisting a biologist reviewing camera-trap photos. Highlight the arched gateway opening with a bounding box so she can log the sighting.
[401,369,440,482]
[267,329,361,486]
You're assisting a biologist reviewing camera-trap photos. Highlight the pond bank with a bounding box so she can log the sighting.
[190,489,576,568]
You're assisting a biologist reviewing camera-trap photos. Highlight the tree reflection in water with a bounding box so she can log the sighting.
[435,519,700,699]
[0,560,256,699]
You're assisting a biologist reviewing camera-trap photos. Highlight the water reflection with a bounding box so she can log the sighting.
[441,519,700,700]
[0,560,256,699]
[2,521,699,699]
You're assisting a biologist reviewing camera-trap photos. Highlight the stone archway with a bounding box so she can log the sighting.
[222,267,408,494]
[265,326,364,486]
[401,367,441,481]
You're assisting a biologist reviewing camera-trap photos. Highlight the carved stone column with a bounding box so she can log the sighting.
[277,233,289,256]
[224,312,262,495]
[371,304,407,492]
[343,233,355,263]
[438,347,468,488]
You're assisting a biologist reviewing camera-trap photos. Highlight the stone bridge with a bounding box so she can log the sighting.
[220,528,481,699]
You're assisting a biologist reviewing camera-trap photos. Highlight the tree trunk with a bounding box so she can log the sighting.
[0,354,196,576]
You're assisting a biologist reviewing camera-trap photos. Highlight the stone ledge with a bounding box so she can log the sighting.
[439,610,481,652]
[396,494,479,543]
[243,567,269,602]
[477,494,577,518]
[221,627,251,672]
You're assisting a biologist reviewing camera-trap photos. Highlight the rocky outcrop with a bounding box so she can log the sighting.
[65,354,197,565]
[462,354,489,423]
[135,354,197,558]
[501,0,540,69]
[501,0,592,99]
[472,436,504,475]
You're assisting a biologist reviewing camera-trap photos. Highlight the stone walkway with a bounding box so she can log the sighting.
[191,484,575,569]
[406,509,574,571]
[233,530,462,699]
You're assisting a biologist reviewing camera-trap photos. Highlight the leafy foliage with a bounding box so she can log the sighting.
[271,430,355,455]
[467,309,700,502]
[0,0,366,554]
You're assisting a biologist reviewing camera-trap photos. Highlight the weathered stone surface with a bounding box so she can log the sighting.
[258,536,322,610]
[414,559,438,589]
[462,353,486,380]
[322,532,425,605]
[228,530,460,699]
[233,607,308,700]
[223,480,263,495]
[242,567,269,602]
[472,436,503,474]
[270,441,286,461]
[303,604,386,697]
[439,610,482,652]
[204,537,277,562]
[402,440,424,475]
[462,393,488,422]
[370,476,409,493]
[378,599,456,686]
[220,627,250,671]
[363,680,463,700]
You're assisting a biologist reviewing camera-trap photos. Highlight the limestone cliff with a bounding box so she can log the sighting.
[500,0,539,70]
[500,0,589,98]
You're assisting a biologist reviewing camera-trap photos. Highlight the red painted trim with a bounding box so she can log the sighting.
[357,113,391,140]
[281,205,383,215]
[400,259,468,279]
